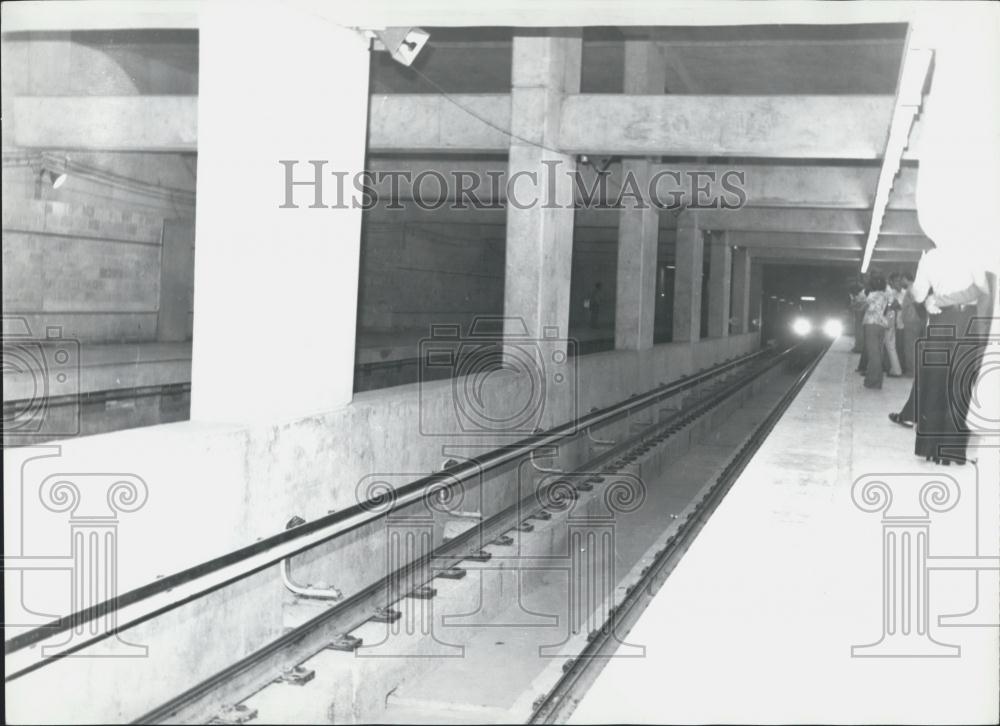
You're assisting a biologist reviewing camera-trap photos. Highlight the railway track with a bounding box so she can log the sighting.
[530,339,829,723]
[160,340,828,724]
[4,340,829,724]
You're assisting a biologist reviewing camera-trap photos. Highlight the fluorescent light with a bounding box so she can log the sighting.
[800,295,816,301]
[860,45,933,274]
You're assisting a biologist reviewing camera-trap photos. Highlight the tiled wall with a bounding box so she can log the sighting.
[2,199,164,342]
[357,218,505,333]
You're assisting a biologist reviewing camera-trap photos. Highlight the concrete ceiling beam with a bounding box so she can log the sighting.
[728,231,932,252]
[11,96,197,151]
[749,246,919,263]
[559,94,921,159]
[363,203,924,242]
[13,93,921,172]
[367,94,512,153]
[664,207,921,235]
[364,159,917,210]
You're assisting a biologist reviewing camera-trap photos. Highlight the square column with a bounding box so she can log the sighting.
[749,260,764,333]
[503,33,581,353]
[672,211,704,343]
[614,160,659,350]
[157,218,195,342]
[730,246,751,334]
[190,4,370,422]
[706,232,733,338]
[614,40,665,351]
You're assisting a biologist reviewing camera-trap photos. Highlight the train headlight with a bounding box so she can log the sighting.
[792,317,812,337]
[822,318,844,339]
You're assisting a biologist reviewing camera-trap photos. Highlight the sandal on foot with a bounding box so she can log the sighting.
[889,413,914,428]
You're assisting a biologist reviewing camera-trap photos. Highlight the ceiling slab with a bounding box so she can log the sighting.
[730,231,931,252]
[11,95,196,151]
[559,94,920,159]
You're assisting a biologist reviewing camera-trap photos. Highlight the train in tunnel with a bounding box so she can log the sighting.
[3,4,1000,725]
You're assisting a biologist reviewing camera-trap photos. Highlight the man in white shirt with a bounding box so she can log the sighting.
[910,247,989,313]
[906,247,990,464]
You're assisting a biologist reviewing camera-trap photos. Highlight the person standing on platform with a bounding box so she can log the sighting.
[897,272,923,377]
[586,282,603,330]
[861,272,892,390]
[849,282,867,354]
[883,274,904,377]
[907,248,990,465]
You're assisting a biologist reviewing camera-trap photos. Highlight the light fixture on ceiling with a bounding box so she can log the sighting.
[371,27,430,67]
[577,155,618,174]
[46,170,68,189]
[36,156,69,192]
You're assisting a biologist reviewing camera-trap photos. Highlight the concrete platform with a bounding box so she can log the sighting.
[571,336,1000,724]
[2,341,191,401]
[354,325,620,366]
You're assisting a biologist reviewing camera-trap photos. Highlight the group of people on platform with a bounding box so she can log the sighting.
[850,270,922,387]
[849,248,991,466]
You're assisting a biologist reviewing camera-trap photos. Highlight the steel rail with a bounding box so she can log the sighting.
[4,345,776,679]
[134,340,795,724]
[529,339,831,723]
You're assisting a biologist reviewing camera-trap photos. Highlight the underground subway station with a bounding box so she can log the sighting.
[2,1,999,723]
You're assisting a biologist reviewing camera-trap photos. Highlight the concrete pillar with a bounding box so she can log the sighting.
[503,32,581,354]
[190,4,370,422]
[749,260,764,333]
[615,159,661,350]
[157,218,195,342]
[706,232,733,338]
[730,247,751,334]
[614,40,664,351]
[672,211,704,343]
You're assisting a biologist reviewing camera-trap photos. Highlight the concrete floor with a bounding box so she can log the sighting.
[571,336,999,724]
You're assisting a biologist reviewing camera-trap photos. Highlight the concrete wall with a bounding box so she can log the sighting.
[1,154,197,220]
[569,241,618,331]
[1,31,198,344]
[4,331,757,722]
[357,218,505,334]
[2,197,167,342]
[1,31,198,443]
[2,160,196,348]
